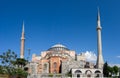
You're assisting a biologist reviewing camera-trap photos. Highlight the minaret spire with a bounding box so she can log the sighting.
[22,21,25,33]
[20,21,25,59]
[97,7,101,29]
[96,8,104,69]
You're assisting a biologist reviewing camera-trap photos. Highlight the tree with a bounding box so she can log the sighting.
[15,68,28,77]
[107,66,113,77]
[103,62,119,77]
[113,66,119,75]
[119,67,120,78]
[103,62,109,77]
[0,65,4,74]
[14,58,28,68]
[0,49,28,77]
[0,49,17,74]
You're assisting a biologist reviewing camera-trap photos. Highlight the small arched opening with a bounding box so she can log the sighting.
[53,62,57,68]
[53,62,57,73]
[95,70,101,77]
[85,70,92,77]
[43,63,48,73]
[75,70,82,78]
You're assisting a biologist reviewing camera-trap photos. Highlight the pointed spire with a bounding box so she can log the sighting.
[97,7,100,21]
[96,7,104,68]
[21,21,25,40]
[97,7,102,30]
[22,21,25,33]
[20,21,25,59]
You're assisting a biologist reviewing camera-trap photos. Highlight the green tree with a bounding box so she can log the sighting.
[103,62,109,77]
[14,58,28,68]
[103,62,119,77]
[15,68,28,77]
[107,66,113,77]
[0,49,17,74]
[0,65,4,74]
[0,49,28,77]
[0,49,17,66]
[113,66,119,75]
[118,67,120,78]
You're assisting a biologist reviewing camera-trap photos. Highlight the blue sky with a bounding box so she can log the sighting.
[0,0,120,64]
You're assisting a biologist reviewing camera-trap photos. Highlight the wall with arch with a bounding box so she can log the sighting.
[72,68,103,77]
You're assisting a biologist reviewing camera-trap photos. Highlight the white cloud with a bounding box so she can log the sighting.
[109,64,120,67]
[84,51,97,62]
[116,56,120,58]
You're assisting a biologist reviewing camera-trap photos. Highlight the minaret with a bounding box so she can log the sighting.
[20,22,25,59]
[96,8,104,68]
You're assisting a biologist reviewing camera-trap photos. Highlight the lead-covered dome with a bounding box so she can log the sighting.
[47,44,69,51]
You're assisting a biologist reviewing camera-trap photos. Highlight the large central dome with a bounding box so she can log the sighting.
[47,44,69,51]
[52,44,66,48]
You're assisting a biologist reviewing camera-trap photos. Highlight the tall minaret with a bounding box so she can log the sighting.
[20,22,25,59]
[96,8,104,69]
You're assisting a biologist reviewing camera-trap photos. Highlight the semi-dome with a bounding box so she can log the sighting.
[47,44,69,51]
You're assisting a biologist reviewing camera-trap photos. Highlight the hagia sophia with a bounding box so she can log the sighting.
[20,9,104,78]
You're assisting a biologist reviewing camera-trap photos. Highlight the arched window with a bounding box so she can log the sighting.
[85,70,92,74]
[95,70,101,77]
[75,70,82,73]
[85,70,92,77]
[53,62,57,68]
[44,63,47,70]
[75,70,82,78]
[95,70,101,73]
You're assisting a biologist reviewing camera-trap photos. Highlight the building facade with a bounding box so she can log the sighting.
[21,9,104,78]
[28,44,103,78]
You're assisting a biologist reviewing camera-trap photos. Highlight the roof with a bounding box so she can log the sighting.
[47,44,69,51]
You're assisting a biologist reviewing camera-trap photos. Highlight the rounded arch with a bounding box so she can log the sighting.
[53,62,57,68]
[43,63,47,70]
[75,70,82,78]
[95,70,101,73]
[95,70,101,77]
[43,63,49,73]
[85,70,92,77]
[75,70,82,73]
[85,70,92,74]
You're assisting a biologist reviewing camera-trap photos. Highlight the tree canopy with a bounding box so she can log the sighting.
[0,49,28,77]
[103,62,119,77]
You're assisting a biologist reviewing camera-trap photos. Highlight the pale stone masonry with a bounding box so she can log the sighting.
[96,8,104,69]
[20,22,25,59]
